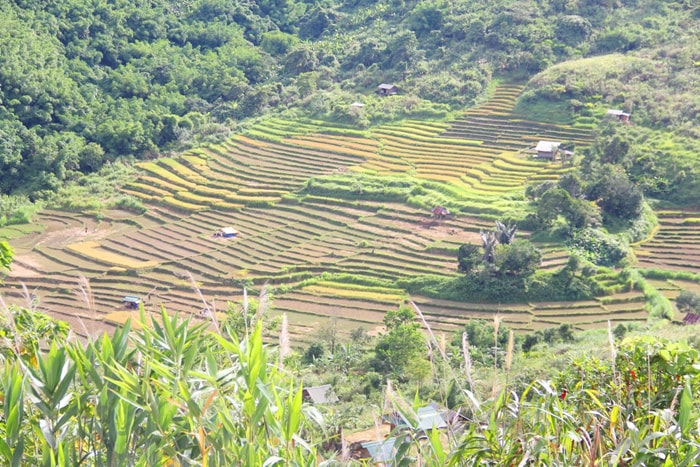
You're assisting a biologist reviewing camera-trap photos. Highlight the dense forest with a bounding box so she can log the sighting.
[1,0,699,202]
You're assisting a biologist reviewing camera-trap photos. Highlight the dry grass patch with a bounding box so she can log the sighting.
[138,162,198,190]
[161,196,207,212]
[302,281,407,303]
[159,158,209,184]
[67,241,159,269]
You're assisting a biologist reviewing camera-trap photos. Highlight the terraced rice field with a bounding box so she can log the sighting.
[634,210,700,273]
[2,83,685,342]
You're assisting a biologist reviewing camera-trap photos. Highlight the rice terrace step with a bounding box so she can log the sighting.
[2,83,691,340]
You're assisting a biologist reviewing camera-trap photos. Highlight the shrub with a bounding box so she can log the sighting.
[0,194,43,226]
[676,290,700,314]
[569,228,631,267]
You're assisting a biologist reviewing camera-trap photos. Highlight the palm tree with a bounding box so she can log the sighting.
[480,230,498,264]
[495,220,517,245]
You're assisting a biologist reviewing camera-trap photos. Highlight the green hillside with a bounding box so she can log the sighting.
[2,1,700,463]
[0,0,699,201]
[0,84,689,346]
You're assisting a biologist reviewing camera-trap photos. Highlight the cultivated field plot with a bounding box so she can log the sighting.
[634,211,700,273]
[2,84,678,342]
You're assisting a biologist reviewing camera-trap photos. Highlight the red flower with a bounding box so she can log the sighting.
[560,389,567,400]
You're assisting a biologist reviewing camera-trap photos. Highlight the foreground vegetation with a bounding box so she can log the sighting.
[1,294,700,465]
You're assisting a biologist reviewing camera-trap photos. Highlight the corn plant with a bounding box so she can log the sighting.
[0,307,324,466]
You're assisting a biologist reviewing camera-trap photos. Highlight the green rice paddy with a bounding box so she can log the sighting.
[3,84,696,342]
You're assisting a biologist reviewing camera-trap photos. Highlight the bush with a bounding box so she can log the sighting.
[676,290,700,314]
[569,228,631,267]
[0,195,43,226]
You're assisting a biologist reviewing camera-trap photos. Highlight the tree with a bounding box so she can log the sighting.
[558,323,575,342]
[566,198,602,229]
[495,220,517,244]
[556,15,592,46]
[586,167,643,220]
[533,184,602,230]
[318,315,339,354]
[0,241,13,270]
[407,1,446,38]
[558,173,584,199]
[298,7,335,40]
[536,188,572,227]
[495,239,542,277]
[302,342,325,364]
[374,306,425,375]
[260,31,299,56]
[481,230,498,264]
[456,319,514,366]
[457,243,481,274]
[676,290,700,314]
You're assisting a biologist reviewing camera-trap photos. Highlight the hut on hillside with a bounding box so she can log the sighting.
[302,384,339,404]
[359,437,399,465]
[215,227,237,238]
[432,205,450,219]
[607,109,631,123]
[534,141,561,160]
[377,83,398,96]
[683,313,700,325]
[122,296,141,309]
[416,404,449,432]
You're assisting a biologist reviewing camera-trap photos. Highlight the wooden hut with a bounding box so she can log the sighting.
[122,296,141,309]
[377,83,398,96]
[607,109,631,122]
[216,227,237,238]
[534,141,561,160]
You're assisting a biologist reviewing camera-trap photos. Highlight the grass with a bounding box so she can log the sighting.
[67,241,159,269]
[302,283,406,303]
[158,158,209,184]
[138,162,198,190]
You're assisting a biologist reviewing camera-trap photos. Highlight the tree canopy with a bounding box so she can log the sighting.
[0,0,697,202]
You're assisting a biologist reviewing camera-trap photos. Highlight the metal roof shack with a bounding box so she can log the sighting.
[217,227,237,238]
[683,313,700,325]
[302,384,339,404]
[534,141,561,160]
[431,205,450,218]
[122,296,141,309]
[360,437,399,465]
[377,83,398,96]
[416,404,448,432]
[607,109,631,122]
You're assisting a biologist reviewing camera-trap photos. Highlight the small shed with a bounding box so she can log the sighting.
[350,102,365,108]
[219,227,237,238]
[432,205,450,218]
[377,83,398,96]
[360,437,399,465]
[122,296,141,309]
[607,109,631,122]
[383,403,450,433]
[416,404,448,432]
[383,412,412,432]
[534,141,561,160]
[302,384,339,404]
[683,313,700,325]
